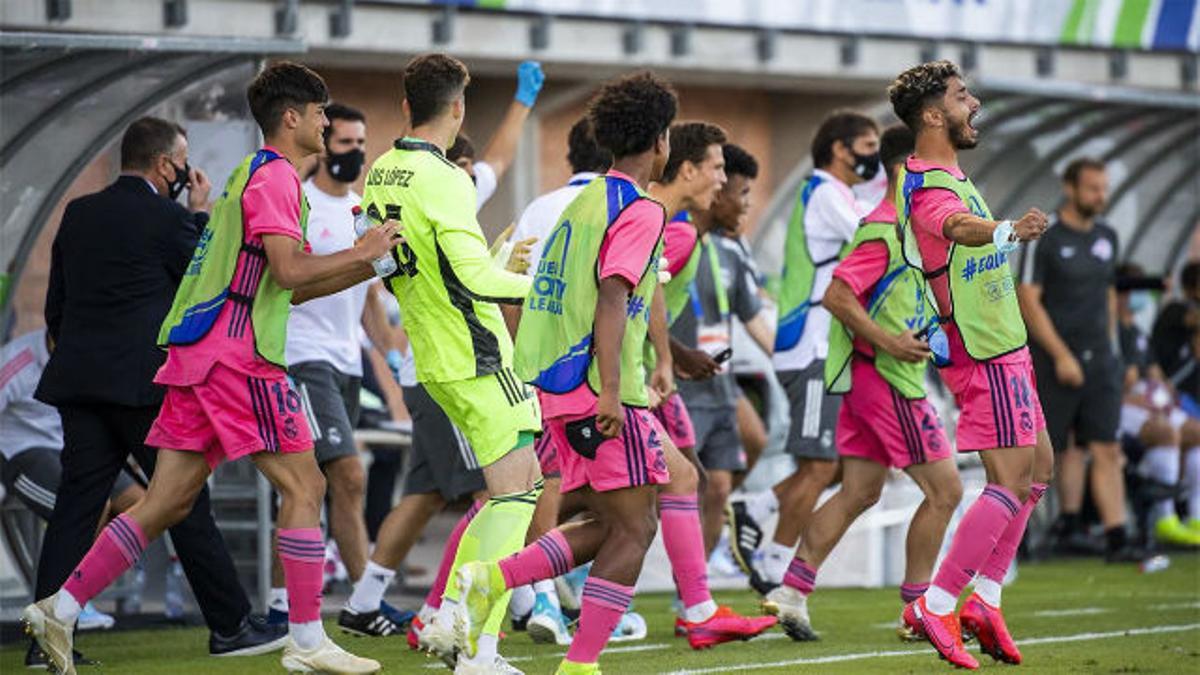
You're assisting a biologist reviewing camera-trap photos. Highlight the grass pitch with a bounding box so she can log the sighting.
[4,554,1198,673]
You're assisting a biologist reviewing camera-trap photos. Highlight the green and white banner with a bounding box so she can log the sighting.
[429,0,1199,52]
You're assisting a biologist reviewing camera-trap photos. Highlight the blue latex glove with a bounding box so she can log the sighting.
[515,60,545,108]
[385,348,403,383]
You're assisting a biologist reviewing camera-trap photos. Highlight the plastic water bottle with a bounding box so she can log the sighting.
[119,561,146,615]
[928,324,951,367]
[164,557,185,619]
[352,206,398,277]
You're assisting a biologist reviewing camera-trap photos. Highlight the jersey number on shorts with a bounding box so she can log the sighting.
[272,382,301,414]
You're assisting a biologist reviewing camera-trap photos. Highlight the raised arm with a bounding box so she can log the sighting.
[478,61,544,180]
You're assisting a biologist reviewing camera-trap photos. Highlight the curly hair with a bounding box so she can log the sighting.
[403,53,470,128]
[722,143,759,180]
[566,117,612,174]
[661,122,727,183]
[588,71,678,160]
[247,61,328,136]
[888,60,962,132]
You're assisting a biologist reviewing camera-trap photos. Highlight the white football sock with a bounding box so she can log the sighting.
[746,490,780,525]
[347,561,395,614]
[509,584,535,619]
[290,620,325,650]
[684,599,718,623]
[974,577,1003,607]
[761,541,793,584]
[54,590,83,623]
[269,587,288,612]
[924,585,958,616]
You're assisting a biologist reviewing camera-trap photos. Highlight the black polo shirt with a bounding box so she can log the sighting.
[1018,215,1119,355]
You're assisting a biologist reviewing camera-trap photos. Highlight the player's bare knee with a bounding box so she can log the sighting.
[609,510,658,553]
[1181,419,1200,449]
[328,458,365,501]
[706,472,732,502]
[1091,442,1124,468]
[670,457,700,494]
[280,469,327,515]
[154,487,201,530]
[808,459,840,486]
[847,483,883,514]
[926,479,963,513]
[1140,417,1178,448]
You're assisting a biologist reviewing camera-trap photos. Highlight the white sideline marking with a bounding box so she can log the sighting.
[1150,601,1200,610]
[661,623,1200,674]
[1033,607,1110,617]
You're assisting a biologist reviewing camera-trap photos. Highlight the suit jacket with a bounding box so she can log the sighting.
[36,175,207,408]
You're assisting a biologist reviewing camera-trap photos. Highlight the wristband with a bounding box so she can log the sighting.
[993,219,1019,254]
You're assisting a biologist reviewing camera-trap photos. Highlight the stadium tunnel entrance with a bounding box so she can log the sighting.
[0,32,305,337]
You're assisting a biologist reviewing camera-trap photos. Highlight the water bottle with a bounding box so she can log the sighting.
[352,206,398,277]
[119,560,146,615]
[164,557,185,619]
[927,324,951,368]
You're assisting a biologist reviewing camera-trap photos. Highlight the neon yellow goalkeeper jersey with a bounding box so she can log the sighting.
[362,137,531,383]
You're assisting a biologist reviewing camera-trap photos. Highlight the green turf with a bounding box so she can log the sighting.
[5,555,1198,673]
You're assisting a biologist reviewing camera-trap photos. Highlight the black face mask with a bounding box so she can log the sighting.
[327,148,365,183]
[167,161,190,200]
[852,151,881,181]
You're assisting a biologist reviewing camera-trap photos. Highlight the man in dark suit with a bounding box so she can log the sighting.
[32,117,286,665]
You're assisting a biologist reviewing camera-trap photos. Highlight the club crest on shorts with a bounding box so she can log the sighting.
[284,417,300,440]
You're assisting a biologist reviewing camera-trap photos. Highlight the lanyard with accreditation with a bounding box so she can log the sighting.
[688,235,732,371]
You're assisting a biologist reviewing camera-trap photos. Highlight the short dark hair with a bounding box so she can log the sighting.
[403,53,470,128]
[722,143,758,180]
[1062,157,1106,186]
[566,117,612,174]
[447,134,475,163]
[588,71,678,160]
[662,122,727,183]
[888,60,963,132]
[879,123,916,179]
[322,102,365,146]
[811,110,879,169]
[247,61,329,136]
[120,116,185,170]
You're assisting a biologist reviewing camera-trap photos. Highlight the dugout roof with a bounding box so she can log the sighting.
[753,79,1200,277]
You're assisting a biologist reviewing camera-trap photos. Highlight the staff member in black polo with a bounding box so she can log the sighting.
[33,117,287,663]
[1017,157,1137,562]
